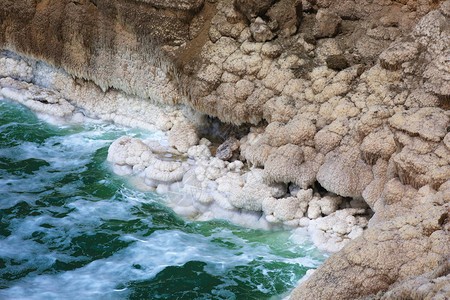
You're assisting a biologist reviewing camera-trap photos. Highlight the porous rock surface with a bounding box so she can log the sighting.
[1,0,449,298]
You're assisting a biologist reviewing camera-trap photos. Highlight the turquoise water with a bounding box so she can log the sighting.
[0,99,325,299]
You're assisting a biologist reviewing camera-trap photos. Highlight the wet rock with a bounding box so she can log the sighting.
[216,137,240,161]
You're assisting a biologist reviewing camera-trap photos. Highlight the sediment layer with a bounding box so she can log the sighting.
[1,0,449,298]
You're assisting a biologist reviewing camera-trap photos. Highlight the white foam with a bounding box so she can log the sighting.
[0,226,321,299]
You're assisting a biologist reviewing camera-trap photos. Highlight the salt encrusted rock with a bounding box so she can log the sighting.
[317,147,374,198]
[263,96,297,123]
[201,37,240,66]
[263,65,295,93]
[392,138,450,190]
[145,159,187,183]
[313,9,341,38]
[317,194,342,215]
[263,189,312,224]
[389,108,449,143]
[168,122,199,153]
[360,127,396,165]
[314,117,349,154]
[218,168,286,211]
[356,105,392,137]
[261,42,283,58]
[307,208,368,251]
[264,144,303,182]
[412,7,450,99]
[240,40,263,54]
[187,144,212,160]
[307,199,322,219]
[362,158,392,208]
[0,77,74,118]
[107,136,151,166]
[216,137,240,161]
[404,89,440,108]
[0,57,33,82]
[380,256,450,299]
[234,79,255,100]
[379,41,420,71]
[292,188,449,299]
[196,63,223,87]
[108,136,188,184]
[250,17,275,42]
[211,11,247,40]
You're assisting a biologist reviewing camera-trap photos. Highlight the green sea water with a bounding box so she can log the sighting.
[0,99,326,299]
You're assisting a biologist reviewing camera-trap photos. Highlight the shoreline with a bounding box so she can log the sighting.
[0,51,370,254]
[1,0,448,298]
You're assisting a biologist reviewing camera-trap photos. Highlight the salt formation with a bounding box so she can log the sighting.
[105,124,370,249]
[0,77,75,119]
[1,0,449,298]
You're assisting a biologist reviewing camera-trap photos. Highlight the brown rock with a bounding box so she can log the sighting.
[137,0,205,11]
[234,0,277,20]
[266,0,303,36]
[326,54,348,71]
[313,9,341,38]
[216,137,240,160]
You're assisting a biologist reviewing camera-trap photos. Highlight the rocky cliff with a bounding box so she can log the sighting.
[0,0,449,298]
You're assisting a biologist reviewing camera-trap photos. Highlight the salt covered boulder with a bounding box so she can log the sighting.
[264,144,316,188]
[108,136,188,184]
[250,17,275,42]
[220,168,286,211]
[107,136,152,166]
[379,41,419,71]
[187,144,212,161]
[317,147,374,198]
[360,127,396,165]
[392,138,450,190]
[263,188,312,224]
[0,77,75,118]
[389,108,449,143]
[168,122,199,153]
[145,159,187,183]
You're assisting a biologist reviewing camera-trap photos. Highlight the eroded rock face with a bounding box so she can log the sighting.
[291,185,450,299]
[1,0,449,298]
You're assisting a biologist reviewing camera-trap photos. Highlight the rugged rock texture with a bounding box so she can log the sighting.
[1,0,449,299]
[291,183,450,299]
